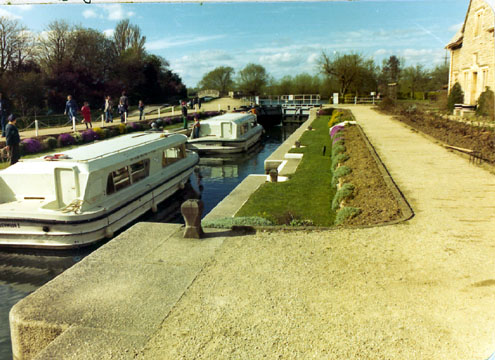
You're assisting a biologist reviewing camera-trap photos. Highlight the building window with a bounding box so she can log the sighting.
[475,11,482,37]
[482,69,489,90]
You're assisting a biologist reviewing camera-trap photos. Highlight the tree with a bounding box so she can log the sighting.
[198,66,234,96]
[0,17,31,76]
[319,52,374,97]
[428,63,449,91]
[236,63,269,96]
[37,20,72,74]
[112,19,146,58]
[400,65,430,99]
[447,82,464,111]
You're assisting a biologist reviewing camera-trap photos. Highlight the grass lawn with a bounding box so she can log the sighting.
[236,114,336,226]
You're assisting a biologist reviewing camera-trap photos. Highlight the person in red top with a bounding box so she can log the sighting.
[81,102,92,129]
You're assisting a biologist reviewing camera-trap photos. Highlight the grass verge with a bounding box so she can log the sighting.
[236,114,336,226]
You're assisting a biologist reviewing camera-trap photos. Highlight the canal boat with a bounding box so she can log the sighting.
[0,132,199,249]
[187,113,263,155]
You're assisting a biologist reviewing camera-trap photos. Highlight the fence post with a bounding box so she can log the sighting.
[372,96,375,105]
[158,108,161,119]
[72,116,76,132]
[35,120,39,137]
[354,96,357,105]
[101,114,104,127]
[171,107,174,116]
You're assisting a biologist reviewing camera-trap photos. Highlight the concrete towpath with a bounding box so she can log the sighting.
[11,106,495,359]
[137,105,495,359]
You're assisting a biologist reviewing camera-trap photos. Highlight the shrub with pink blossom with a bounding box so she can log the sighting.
[21,138,43,154]
[81,129,99,143]
[57,133,76,147]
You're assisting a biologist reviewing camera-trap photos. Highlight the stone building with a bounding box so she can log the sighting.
[446,0,495,105]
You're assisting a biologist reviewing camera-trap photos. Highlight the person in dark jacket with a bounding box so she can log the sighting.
[64,95,78,124]
[181,101,188,129]
[5,114,20,165]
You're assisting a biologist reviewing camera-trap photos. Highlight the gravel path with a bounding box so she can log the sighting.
[137,105,495,359]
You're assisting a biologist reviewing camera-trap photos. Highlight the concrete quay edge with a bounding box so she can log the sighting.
[9,222,230,360]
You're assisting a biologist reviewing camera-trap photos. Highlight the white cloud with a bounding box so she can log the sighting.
[449,22,463,33]
[98,4,135,21]
[0,9,21,19]
[103,29,114,38]
[83,9,99,19]
[146,34,226,51]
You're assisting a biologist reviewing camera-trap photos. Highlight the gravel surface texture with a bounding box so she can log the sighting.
[136,106,495,359]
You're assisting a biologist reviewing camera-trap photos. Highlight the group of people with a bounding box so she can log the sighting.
[65,91,146,127]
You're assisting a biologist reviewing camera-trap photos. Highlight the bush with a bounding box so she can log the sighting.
[476,88,494,118]
[378,97,396,111]
[331,153,349,171]
[118,123,127,134]
[328,111,342,127]
[81,129,99,143]
[72,132,83,144]
[21,138,43,154]
[331,165,351,187]
[202,216,274,229]
[334,206,362,225]
[330,124,344,138]
[332,183,355,211]
[318,108,333,116]
[42,137,57,150]
[93,127,105,139]
[57,133,76,147]
[331,144,346,158]
[447,82,464,112]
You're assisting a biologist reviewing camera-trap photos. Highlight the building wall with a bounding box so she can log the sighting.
[449,0,495,105]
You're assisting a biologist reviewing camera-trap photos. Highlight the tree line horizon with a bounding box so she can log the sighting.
[0,16,448,118]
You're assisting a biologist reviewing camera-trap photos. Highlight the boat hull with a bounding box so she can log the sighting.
[0,163,197,249]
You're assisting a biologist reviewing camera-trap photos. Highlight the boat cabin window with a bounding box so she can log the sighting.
[162,144,186,167]
[240,123,249,135]
[130,159,150,184]
[106,159,150,195]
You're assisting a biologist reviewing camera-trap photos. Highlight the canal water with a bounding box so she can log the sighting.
[0,122,300,359]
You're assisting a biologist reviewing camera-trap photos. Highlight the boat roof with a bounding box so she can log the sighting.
[202,112,256,125]
[3,132,187,174]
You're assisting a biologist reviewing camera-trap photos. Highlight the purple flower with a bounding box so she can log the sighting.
[57,133,76,147]
[164,117,172,125]
[130,122,141,130]
[330,125,344,138]
[81,129,99,142]
[21,138,43,154]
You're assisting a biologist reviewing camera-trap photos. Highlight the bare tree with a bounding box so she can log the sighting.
[0,17,31,76]
[36,20,72,73]
[113,19,146,58]
[319,51,371,97]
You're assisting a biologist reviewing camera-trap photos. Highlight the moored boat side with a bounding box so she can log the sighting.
[0,132,199,249]
[186,113,263,155]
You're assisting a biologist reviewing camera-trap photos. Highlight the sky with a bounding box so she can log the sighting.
[0,0,470,87]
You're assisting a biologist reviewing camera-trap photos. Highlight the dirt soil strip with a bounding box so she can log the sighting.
[340,124,413,226]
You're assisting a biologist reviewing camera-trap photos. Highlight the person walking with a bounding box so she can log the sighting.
[119,91,129,122]
[118,99,126,123]
[138,100,145,120]
[104,96,113,123]
[0,93,7,137]
[64,95,78,124]
[5,114,20,165]
[81,102,92,129]
[181,101,188,129]
[192,115,201,139]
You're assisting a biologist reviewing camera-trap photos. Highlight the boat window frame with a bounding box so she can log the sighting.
[106,158,151,195]
[162,144,186,167]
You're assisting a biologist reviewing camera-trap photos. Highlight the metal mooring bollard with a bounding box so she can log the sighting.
[269,169,278,183]
[181,199,204,239]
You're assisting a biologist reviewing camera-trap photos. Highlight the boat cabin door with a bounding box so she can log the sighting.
[221,122,232,138]
[55,167,80,208]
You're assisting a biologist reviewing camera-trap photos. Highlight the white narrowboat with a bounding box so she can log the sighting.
[0,132,199,249]
[187,113,263,154]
